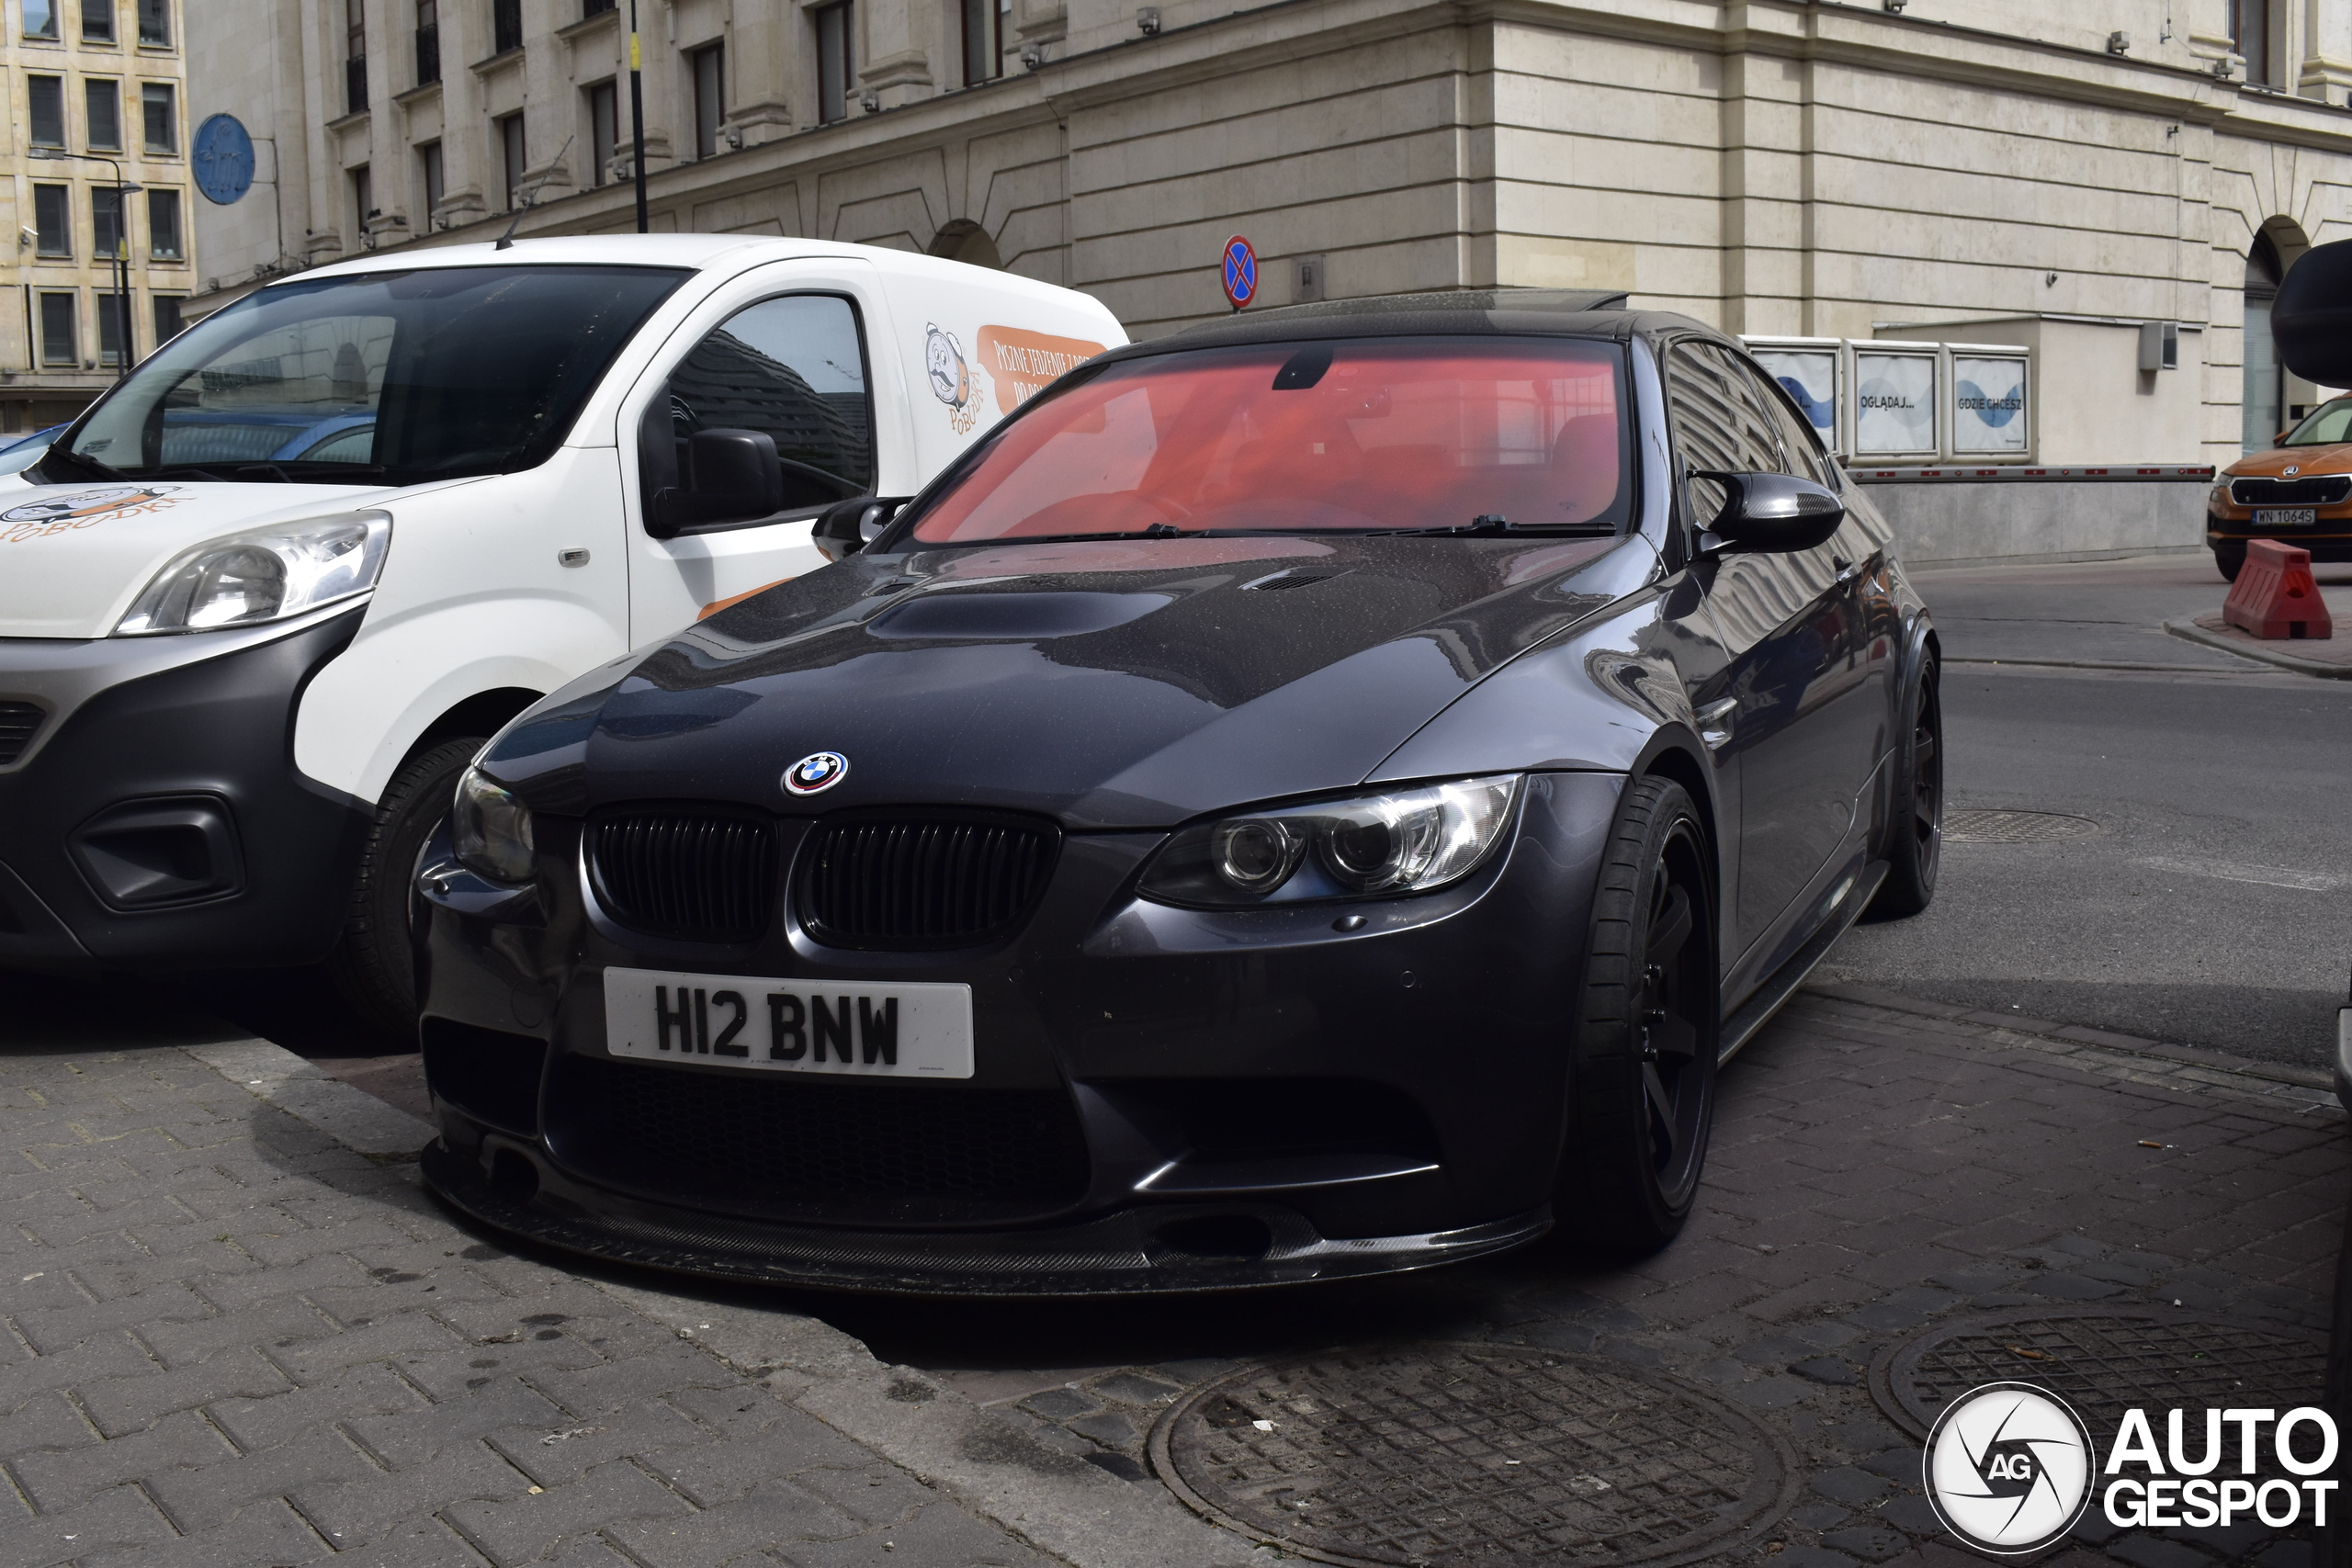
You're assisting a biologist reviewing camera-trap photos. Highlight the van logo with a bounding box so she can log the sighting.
[0,485,180,543]
[783,751,850,796]
[925,323,977,435]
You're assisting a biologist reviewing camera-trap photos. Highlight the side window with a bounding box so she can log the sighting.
[1735,355,1831,486]
[1664,341,1781,530]
[643,292,875,524]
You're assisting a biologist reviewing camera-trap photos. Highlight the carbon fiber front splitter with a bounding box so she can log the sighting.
[420,1139,1551,1298]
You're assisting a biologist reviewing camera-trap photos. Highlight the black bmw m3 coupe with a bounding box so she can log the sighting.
[415,288,1942,1294]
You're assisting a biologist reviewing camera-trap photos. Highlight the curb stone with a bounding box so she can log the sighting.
[2164,617,2352,679]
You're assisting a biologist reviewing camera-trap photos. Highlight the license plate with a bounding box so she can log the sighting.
[602,966,974,1078]
[2259,508,2317,528]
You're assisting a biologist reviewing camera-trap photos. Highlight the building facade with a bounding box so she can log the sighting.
[1,0,188,434]
[189,0,2352,467]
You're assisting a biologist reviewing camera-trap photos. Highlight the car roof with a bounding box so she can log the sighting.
[1102,289,1724,365]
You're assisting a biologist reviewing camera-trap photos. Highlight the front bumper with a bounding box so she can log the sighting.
[2206,511,2352,559]
[0,604,370,973]
[417,771,1626,1295]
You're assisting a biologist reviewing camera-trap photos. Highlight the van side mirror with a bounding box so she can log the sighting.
[813,494,910,562]
[1693,470,1845,555]
[648,428,785,536]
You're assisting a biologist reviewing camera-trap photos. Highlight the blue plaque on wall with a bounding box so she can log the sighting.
[194,114,255,206]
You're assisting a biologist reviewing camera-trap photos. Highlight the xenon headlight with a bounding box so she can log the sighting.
[1139,774,1521,908]
[450,764,536,884]
[114,510,390,635]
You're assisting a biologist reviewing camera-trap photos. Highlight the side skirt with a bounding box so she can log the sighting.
[1716,858,1889,1066]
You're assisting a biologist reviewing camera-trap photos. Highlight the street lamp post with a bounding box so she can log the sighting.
[31,148,140,384]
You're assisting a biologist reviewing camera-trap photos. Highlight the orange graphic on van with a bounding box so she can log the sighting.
[0,486,181,544]
[976,327,1107,415]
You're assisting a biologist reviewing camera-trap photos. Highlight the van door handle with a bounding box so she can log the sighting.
[1694,697,1738,750]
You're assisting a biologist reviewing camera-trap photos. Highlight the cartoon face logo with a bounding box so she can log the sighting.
[0,486,176,525]
[783,750,850,796]
[926,323,971,410]
[1922,1382,2093,1556]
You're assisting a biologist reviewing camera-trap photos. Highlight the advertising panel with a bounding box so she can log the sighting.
[1750,349,1838,441]
[1953,355,2029,452]
[1855,353,1937,453]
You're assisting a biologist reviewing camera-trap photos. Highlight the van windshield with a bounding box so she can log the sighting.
[901,337,1630,545]
[47,264,689,486]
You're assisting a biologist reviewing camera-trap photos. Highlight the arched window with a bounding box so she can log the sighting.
[2245,231,2282,451]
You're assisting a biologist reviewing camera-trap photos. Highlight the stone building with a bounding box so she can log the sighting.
[187,0,2352,468]
[0,0,189,434]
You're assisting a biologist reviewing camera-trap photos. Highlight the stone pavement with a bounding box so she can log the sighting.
[0,980,2344,1568]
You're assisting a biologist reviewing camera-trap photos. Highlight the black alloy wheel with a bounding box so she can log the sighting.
[327,735,485,1044]
[2213,540,2247,582]
[1870,652,1942,918]
[1557,776,1717,1255]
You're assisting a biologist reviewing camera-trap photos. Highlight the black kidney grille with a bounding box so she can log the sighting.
[2232,475,2351,507]
[588,810,776,942]
[547,1055,1091,1221]
[798,818,1057,949]
[0,702,42,766]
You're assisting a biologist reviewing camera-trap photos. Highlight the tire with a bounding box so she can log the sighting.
[327,737,484,1044]
[1868,651,1942,919]
[1555,776,1718,1256]
[2214,542,2246,582]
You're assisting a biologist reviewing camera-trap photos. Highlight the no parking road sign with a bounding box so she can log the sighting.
[1220,235,1258,310]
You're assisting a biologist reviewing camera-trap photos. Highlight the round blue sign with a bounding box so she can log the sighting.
[1220,235,1258,310]
[193,114,254,206]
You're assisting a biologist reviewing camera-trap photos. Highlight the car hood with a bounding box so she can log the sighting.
[0,479,404,638]
[2225,445,2352,478]
[488,532,1658,829]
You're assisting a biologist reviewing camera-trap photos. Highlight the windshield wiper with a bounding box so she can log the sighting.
[1385,515,1619,537]
[37,444,129,484]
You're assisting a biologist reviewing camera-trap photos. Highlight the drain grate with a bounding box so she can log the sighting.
[1148,1345,1796,1567]
[1870,1309,2326,1453]
[1942,808,2100,844]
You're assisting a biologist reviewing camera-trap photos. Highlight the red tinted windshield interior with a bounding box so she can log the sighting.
[908,338,1628,543]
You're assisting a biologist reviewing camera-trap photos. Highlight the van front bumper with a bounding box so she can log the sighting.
[0,604,371,973]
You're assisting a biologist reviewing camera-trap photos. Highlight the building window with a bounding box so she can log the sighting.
[586,81,616,186]
[147,186,180,258]
[492,0,522,54]
[962,0,1004,85]
[816,0,852,123]
[96,289,130,366]
[141,81,174,151]
[81,0,111,42]
[351,164,372,242]
[415,0,438,83]
[2245,232,2283,450]
[153,293,183,344]
[136,0,164,44]
[582,0,614,14]
[39,292,76,366]
[28,76,63,144]
[419,141,444,225]
[497,111,526,209]
[93,185,122,258]
[23,0,57,38]
[86,79,121,149]
[32,185,71,255]
[346,0,368,112]
[691,42,723,157]
[2231,0,2271,85]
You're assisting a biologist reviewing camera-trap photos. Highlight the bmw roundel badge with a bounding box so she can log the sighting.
[783,751,850,796]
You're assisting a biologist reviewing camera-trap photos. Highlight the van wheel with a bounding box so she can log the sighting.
[1869,652,1942,919]
[328,738,484,1043]
[2214,542,2246,582]
[1556,777,1717,1256]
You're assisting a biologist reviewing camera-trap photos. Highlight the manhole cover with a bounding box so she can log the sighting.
[1870,1308,2326,1447]
[1943,808,2100,843]
[1147,1345,1797,1567]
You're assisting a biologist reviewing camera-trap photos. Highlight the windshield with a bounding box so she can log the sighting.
[50,264,689,485]
[2283,397,2352,446]
[902,337,1630,545]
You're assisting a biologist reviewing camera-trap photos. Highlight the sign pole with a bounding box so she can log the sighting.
[628,0,649,233]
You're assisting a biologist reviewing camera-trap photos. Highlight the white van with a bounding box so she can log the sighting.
[0,235,1123,1034]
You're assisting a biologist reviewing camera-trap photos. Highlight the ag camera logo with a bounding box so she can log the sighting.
[1923,1382,2095,1555]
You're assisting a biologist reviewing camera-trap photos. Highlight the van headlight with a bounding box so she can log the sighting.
[1138,775,1521,908]
[450,765,536,884]
[114,510,390,635]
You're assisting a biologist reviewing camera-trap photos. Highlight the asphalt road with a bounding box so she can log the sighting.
[1823,551,2352,1068]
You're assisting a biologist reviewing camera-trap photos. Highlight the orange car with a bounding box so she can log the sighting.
[2209,398,2352,579]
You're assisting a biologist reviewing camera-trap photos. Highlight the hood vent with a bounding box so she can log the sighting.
[797,813,1058,950]
[1241,570,1347,592]
[587,807,777,943]
[0,702,43,767]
